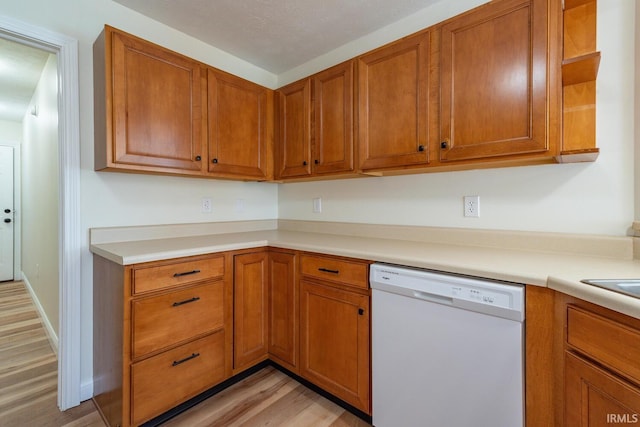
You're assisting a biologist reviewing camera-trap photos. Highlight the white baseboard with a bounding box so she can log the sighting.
[80,380,94,402]
[22,273,59,355]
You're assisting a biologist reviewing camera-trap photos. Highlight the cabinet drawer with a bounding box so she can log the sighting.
[131,331,226,425]
[300,254,369,289]
[567,306,640,384]
[133,255,225,294]
[132,282,224,359]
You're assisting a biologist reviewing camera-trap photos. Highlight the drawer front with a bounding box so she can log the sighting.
[133,255,225,294]
[131,331,226,425]
[567,306,640,384]
[132,281,224,359]
[300,254,369,289]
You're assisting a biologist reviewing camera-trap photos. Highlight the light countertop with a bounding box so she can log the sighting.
[90,222,640,320]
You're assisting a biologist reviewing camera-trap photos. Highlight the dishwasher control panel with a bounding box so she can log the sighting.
[370,263,524,322]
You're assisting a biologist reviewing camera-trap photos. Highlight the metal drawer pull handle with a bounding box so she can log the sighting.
[172,297,201,307]
[172,352,200,367]
[173,269,201,277]
[318,268,339,274]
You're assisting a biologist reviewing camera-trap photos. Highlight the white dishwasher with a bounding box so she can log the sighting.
[370,263,525,427]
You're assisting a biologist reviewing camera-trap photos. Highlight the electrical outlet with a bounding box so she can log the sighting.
[313,197,322,213]
[201,198,212,213]
[464,195,480,217]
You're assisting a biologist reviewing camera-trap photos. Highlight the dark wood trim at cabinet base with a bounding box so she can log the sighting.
[140,360,270,427]
[139,359,372,426]
[270,361,372,424]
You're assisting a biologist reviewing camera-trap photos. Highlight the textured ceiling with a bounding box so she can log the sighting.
[0,38,50,123]
[113,0,442,73]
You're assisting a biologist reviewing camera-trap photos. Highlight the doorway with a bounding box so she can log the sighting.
[0,145,15,281]
[0,14,81,411]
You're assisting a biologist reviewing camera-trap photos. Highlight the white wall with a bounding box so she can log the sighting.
[21,54,59,335]
[279,0,636,237]
[0,119,22,142]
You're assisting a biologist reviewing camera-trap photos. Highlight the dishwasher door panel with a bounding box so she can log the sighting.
[372,288,524,427]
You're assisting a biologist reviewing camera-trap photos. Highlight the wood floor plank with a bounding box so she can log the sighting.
[164,366,370,427]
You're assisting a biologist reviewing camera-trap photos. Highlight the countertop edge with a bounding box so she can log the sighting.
[90,230,640,320]
[548,275,640,319]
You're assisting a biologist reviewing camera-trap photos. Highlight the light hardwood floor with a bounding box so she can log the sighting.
[0,282,371,427]
[0,281,103,427]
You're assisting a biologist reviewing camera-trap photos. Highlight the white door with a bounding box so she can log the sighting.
[0,145,14,281]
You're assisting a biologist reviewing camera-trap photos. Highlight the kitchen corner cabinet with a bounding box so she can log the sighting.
[93,253,232,427]
[299,254,371,414]
[275,78,312,179]
[438,0,557,163]
[268,250,298,372]
[233,251,269,372]
[208,69,273,180]
[93,26,206,176]
[275,60,355,180]
[557,294,640,426]
[357,32,430,171]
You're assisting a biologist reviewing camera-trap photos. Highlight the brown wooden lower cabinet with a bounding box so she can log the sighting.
[233,251,269,372]
[93,253,233,427]
[94,247,408,424]
[268,250,298,372]
[557,294,640,427]
[299,279,370,413]
[131,331,226,425]
[565,351,640,426]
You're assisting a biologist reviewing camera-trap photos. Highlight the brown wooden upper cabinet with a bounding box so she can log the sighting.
[438,0,554,162]
[94,25,207,176]
[275,78,312,179]
[94,26,273,181]
[275,60,355,180]
[208,69,272,180]
[357,32,430,171]
[95,0,595,182]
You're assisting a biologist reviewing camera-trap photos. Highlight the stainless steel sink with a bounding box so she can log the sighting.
[581,279,640,298]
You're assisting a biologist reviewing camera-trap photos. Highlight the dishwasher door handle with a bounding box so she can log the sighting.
[412,290,453,305]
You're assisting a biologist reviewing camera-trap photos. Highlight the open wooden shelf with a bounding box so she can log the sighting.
[562,51,601,86]
[560,0,598,162]
[564,0,595,10]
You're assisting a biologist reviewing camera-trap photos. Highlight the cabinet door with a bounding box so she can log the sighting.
[268,251,298,372]
[439,0,549,161]
[300,280,370,413]
[208,69,271,180]
[565,352,640,426]
[358,32,430,170]
[233,252,268,371]
[275,79,312,179]
[313,61,355,175]
[107,27,205,173]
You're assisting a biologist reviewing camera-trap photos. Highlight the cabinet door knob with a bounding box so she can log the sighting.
[212,158,218,164]
[314,159,319,165]
[3,209,10,214]
[441,141,448,149]
[4,218,11,223]
[195,155,202,161]
[418,145,425,152]
[358,308,365,316]
[303,161,307,166]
